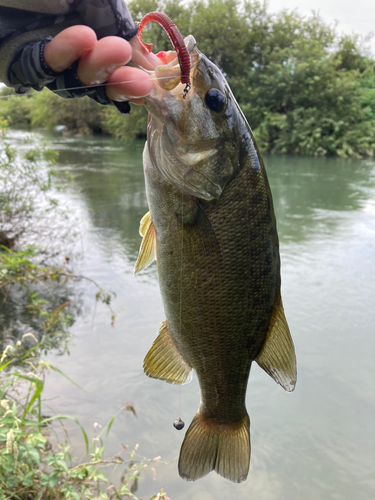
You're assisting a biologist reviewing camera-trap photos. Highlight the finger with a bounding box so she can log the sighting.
[105,66,153,101]
[77,36,132,86]
[130,37,161,70]
[43,25,97,73]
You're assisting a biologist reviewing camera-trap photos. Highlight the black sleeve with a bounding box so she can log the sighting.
[8,37,131,114]
[4,1,139,114]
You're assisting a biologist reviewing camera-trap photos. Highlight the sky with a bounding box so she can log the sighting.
[267,0,375,55]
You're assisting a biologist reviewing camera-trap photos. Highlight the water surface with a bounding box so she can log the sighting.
[8,130,375,500]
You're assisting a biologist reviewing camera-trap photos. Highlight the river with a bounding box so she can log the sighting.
[7,130,375,500]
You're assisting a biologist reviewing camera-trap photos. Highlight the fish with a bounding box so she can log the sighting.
[134,34,297,483]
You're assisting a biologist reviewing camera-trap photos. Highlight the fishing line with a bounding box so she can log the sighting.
[178,158,184,422]
[0,74,196,99]
[176,82,189,429]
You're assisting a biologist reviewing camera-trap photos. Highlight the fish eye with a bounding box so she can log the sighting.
[204,88,226,112]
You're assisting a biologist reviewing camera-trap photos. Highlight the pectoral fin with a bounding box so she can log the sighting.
[255,297,297,392]
[134,212,156,274]
[143,321,192,385]
[180,201,221,260]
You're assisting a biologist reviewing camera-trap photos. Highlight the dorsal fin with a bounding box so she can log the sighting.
[134,211,156,274]
[255,297,297,392]
[144,321,192,385]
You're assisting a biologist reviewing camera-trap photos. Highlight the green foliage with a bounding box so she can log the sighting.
[360,70,375,121]
[0,0,374,156]
[0,87,34,128]
[102,104,148,140]
[0,88,111,136]
[186,0,246,76]
[234,7,375,156]
[0,95,33,128]
[0,242,119,349]
[0,343,171,500]
[0,120,68,246]
[0,245,74,354]
[29,90,109,135]
[0,121,79,349]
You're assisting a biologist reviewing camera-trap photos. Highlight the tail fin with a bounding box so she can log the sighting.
[178,412,250,483]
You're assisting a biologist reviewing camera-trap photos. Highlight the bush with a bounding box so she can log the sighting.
[0,340,171,500]
[0,87,34,128]
[102,104,148,140]
[29,90,109,135]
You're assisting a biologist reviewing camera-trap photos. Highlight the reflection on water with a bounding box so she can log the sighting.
[6,130,375,500]
[266,153,375,243]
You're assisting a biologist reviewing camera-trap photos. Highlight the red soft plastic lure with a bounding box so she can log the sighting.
[137,12,191,98]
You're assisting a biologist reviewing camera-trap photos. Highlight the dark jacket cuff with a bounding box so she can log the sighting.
[8,37,131,114]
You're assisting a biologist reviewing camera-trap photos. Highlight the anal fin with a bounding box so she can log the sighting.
[255,297,297,392]
[134,211,156,274]
[143,321,192,385]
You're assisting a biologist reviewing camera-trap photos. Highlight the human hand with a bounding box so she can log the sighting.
[43,25,162,103]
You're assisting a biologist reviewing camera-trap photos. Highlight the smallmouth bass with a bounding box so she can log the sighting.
[134,35,297,483]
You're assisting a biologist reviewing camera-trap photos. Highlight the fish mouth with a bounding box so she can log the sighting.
[154,35,197,93]
[143,35,199,108]
[142,35,207,164]
[143,36,225,200]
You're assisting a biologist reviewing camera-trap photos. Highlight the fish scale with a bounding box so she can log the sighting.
[134,34,296,483]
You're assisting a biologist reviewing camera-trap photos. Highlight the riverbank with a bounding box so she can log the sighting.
[1,0,375,157]
[0,126,169,500]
